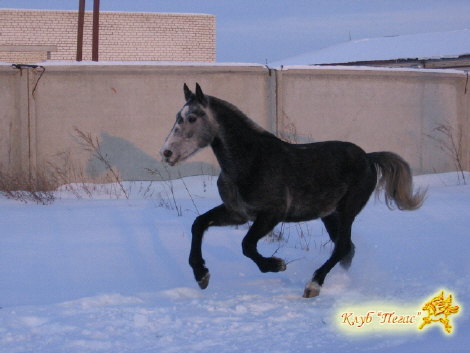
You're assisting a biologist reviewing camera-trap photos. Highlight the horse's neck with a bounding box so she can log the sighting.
[210,125,257,179]
[209,101,267,178]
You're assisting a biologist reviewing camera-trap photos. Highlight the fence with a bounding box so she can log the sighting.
[0,63,468,182]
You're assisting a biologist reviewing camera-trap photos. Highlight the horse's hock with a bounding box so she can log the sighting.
[1,63,468,181]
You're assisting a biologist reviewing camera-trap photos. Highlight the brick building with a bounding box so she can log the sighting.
[0,9,216,63]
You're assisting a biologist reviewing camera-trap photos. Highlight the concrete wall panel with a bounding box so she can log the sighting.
[1,64,468,183]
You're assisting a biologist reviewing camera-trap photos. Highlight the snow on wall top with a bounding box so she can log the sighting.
[273,29,470,66]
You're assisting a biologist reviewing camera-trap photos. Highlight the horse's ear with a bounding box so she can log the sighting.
[183,83,193,102]
[195,83,208,106]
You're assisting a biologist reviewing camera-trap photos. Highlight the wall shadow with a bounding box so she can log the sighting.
[86,132,218,181]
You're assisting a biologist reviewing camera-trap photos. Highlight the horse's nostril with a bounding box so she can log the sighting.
[163,149,173,158]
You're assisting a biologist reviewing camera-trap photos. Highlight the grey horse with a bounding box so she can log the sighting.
[161,83,425,298]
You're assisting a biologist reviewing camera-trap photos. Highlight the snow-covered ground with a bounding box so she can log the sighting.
[1,172,469,353]
[272,29,470,66]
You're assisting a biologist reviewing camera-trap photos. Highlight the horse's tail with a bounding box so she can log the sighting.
[367,152,426,210]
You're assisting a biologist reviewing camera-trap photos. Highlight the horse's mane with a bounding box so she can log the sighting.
[207,95,276,139]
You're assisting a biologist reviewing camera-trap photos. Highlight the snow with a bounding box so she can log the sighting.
[272,29,470,66]
[1,172,469,353]
[276,64,466,76]
[1,58,264,68]
[37,61,265,67]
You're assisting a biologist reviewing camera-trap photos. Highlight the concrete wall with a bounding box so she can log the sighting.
[0,65,29,176]
[0,9,216,63]
[276,67,469,174]
[13,64,274,181]
[1,63,468,183]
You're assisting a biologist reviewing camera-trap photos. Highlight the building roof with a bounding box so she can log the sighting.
[273,29,470,66]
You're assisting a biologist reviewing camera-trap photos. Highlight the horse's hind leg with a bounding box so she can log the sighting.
[304,216,354,298]
[321,213,340,243]
[321,213,355,269]
[305,185,375,297]
[190,204,246,289]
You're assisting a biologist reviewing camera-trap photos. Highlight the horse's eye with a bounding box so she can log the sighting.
[188,116,197,123]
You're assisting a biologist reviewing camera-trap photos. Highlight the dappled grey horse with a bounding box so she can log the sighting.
[161,83,425,298]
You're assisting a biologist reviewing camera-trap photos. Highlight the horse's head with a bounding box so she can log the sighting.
[161,83,217,166]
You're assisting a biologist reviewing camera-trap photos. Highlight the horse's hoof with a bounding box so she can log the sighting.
[197,272,210,290]
[277,258,287,272]
[258,257,287,273]
[303,281,321,298]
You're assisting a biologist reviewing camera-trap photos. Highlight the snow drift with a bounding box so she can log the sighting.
[0,173,469,353]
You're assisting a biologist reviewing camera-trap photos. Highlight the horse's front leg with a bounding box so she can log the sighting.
[189,204,246,289]
[241,214,287,273]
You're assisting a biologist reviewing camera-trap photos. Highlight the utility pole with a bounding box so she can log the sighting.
[76,0,85,61]
[92,0,100,61]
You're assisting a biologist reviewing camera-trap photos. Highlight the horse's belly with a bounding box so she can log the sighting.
[283,188,343,222]
[284,206,336,223]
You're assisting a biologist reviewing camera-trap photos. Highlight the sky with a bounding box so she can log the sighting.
[1,0,470,63]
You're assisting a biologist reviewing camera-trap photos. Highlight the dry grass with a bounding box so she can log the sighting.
[0,127,193,214]
[74,127,129,199]
[427,123,466,185]
[0,167,56,205]
[146,167,183,216]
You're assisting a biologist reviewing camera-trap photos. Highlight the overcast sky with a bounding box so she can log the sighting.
[1,0,469,63]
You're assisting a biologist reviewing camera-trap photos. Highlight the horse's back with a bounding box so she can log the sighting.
[281,140,371,178]
[289,140,366,159]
